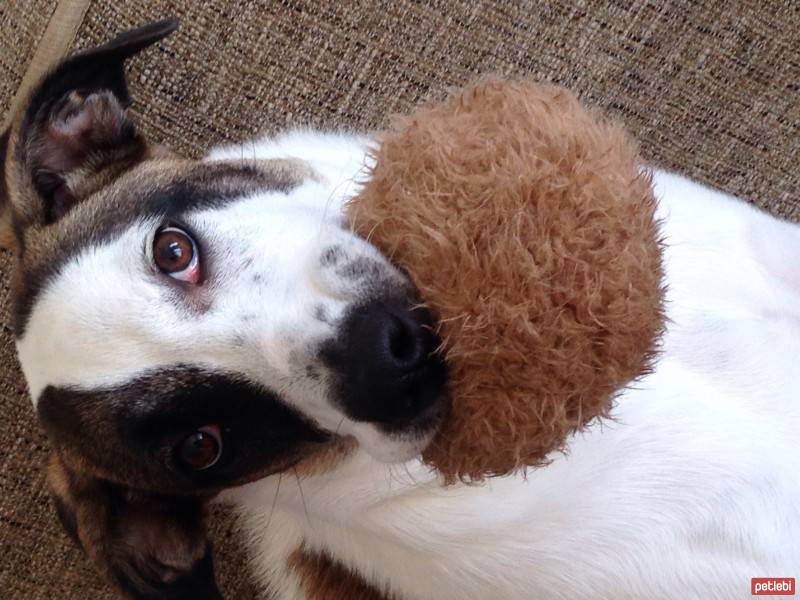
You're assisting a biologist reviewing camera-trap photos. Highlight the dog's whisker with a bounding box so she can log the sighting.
[264,472,283,535]
[316,175,357,242]
[385,463,400,491]
[334,416,346,437]
[294,467,311,525]
[401,461,419,487]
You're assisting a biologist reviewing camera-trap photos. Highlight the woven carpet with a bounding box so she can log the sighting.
[1,1,798,598]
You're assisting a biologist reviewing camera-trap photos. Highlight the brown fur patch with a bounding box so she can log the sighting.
[347,78,665,482]
[288,544,392,600]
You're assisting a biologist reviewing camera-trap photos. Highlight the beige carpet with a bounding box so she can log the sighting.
[1,1,798,598]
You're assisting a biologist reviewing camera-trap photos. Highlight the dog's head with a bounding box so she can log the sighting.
[1,20,447,597]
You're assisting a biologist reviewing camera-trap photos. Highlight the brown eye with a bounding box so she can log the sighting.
[178,425,222,470]
[153,227,200,283]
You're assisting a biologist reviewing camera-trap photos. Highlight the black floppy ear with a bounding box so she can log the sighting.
[48,452,222,600]
[4,18,178,238]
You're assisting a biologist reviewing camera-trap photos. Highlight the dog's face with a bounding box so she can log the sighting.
[1,20,446,598]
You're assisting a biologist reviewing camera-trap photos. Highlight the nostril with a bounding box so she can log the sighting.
[326,299,447,428]
[385,314,423,368]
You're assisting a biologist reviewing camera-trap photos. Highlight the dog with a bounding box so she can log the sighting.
[2,19,798,600]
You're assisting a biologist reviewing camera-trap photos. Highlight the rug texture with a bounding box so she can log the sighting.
[1,1,798,598]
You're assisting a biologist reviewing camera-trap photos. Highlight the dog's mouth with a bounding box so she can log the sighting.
[322,298,449,441]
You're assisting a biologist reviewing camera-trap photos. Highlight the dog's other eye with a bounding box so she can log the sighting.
[178,425,222,471]
[153,227,200,283]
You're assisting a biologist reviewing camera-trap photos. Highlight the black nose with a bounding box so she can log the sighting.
[325,300,447,430]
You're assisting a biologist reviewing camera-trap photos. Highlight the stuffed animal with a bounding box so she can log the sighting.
[346,78,665,483]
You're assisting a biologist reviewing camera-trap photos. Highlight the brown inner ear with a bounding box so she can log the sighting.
[31,89,145,224]
[47,452,222,598]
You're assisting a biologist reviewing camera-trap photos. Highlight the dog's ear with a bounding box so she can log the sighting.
[48,452,223,600]
[0,128,15,250]
[1,19,178,249]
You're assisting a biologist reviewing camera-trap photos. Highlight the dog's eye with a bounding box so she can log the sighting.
[178,425,222,471]
[153,227,200,283]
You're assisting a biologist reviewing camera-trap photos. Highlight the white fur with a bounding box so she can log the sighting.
[19,131,800,598]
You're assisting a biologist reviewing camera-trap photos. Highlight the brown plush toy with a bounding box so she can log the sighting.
[346,78,665,483]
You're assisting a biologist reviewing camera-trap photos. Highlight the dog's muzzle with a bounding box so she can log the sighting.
[324,299,448,433]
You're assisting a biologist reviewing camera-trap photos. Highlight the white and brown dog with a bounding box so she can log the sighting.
[2,20,798,600]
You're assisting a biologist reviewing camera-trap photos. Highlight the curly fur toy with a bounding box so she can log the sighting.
[347,78,665,482]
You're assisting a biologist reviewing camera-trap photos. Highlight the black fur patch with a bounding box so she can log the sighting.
[320,245,345,267]
[337,257,383,281]
[313,305,330,324]
[37,366,329,494]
